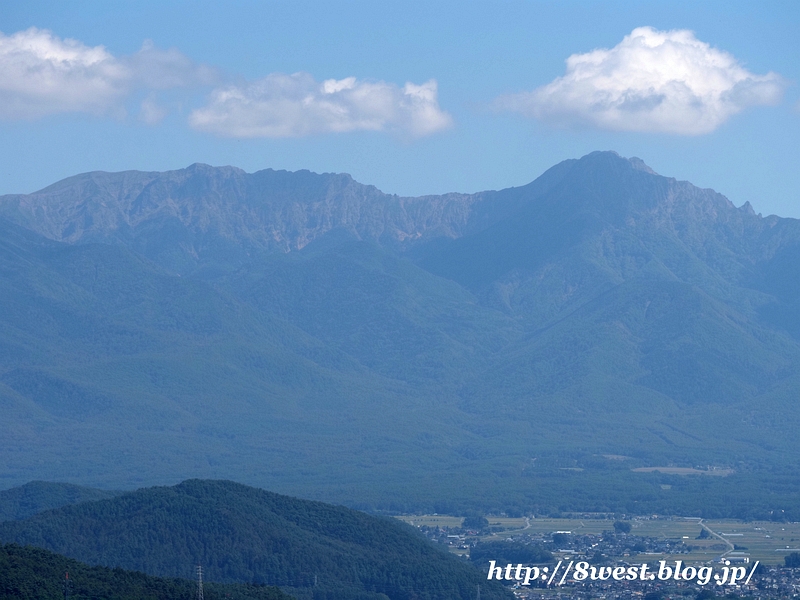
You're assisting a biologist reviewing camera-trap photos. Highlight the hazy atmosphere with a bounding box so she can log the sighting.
[2,3,800,599]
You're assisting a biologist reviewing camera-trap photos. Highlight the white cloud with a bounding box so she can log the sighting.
[0,28,127,118]
[0,28,215,120]
[0,27,450,140]
[188,73,453,138]
[497,27,785,135]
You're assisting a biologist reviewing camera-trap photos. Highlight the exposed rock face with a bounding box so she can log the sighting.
[0,163,489,271]
[3,152,794,263]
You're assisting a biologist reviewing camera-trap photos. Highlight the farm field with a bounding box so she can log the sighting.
[396,515,800,565]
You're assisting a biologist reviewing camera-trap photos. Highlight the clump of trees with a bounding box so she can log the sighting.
[461,514,489,530]
[785,552,800,568]
[612,521,631,534]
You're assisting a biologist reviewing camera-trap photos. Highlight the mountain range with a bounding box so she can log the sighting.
[2,151,800,516]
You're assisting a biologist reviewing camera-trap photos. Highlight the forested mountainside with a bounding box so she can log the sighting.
[0,543,293,600]
[0,480,512,600]
[2,151,800,516]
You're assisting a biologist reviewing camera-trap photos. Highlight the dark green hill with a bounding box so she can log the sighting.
[0,480,512,600]
[0,543,292,600]
[0,482,120,522]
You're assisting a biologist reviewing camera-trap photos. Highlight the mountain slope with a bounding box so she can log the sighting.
[0,218,454,492]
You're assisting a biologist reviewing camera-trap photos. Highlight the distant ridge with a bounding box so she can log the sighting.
[0,156,609,274]
[0,163,483,272]
[0,481,120,522]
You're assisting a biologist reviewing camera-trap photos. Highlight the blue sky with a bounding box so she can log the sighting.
[1,1,798,217]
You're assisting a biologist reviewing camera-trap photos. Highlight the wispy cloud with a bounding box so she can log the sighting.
[0,28,215,120]
[138,93,169,125]
[497,27,785,135]
[188,73,453,138]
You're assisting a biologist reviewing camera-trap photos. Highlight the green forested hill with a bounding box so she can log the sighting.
[0,480,512,600]
[0,544,292,600]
